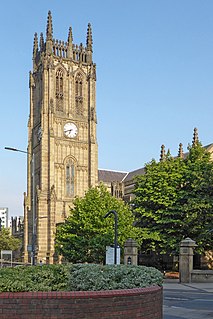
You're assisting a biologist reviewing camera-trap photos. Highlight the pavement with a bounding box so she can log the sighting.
[163,280,213,319]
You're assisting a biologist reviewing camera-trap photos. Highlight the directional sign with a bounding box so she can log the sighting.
[106,246,120,265]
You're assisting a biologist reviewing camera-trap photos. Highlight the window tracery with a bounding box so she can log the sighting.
[56,69,64,111]
[65,158,75,197]
[75,73,83,115]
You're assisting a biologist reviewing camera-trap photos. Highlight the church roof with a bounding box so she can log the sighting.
[98,169,128,183]
[123,143,213,182]
[123,167,145,182]
[176,142,213,159]
[204,143,213,150]
[99,142,213,185]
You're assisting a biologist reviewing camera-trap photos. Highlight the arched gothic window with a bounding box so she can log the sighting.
[75,73,83,96]
[56,69,64,111]
[65,159,75,197]
[75,73,83,115]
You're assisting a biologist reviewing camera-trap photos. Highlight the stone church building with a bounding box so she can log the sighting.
[23,12,98,264]
[23,12,213,264]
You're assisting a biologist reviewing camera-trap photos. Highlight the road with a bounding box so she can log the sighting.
[163,281,213,319]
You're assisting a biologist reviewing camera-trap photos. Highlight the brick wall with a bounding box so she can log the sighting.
[0,286,162,319]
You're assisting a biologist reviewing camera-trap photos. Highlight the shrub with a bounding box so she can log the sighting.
[0,264,163,292]
[67,264,163,291]
[0,264,70,292]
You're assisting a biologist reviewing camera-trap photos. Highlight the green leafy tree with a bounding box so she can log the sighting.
[133,143,213,254]
[0,228,21,251]
[179,143,213,250]
[55,184,139,263]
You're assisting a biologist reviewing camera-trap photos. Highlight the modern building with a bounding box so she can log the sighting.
[0,207,9,229]
[11,216,24,237]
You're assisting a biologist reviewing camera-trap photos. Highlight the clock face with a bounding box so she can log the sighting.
[64,122,78,138]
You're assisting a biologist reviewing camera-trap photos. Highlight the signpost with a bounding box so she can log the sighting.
[106,246,120,265]
[1,250,12,267]
[104,210,118,265]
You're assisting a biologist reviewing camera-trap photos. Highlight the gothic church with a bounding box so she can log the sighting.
[23,12,213,264]
[23,12,98,263]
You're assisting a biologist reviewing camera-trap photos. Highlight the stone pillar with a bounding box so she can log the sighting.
[179,237,197,283]
[124,238,138,265]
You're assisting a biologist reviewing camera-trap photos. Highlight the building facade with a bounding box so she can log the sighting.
[23,12,98,264]
[23,14,213,265]
[0,207,9,229]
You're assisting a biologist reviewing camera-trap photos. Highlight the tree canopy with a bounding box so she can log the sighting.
[0,228,21,251]
[133,142,213,254]
[55,184,139,263]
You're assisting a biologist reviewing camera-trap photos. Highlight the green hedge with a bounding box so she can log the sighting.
[0,264,163,292]
[68,264,163,291]
[0,265,69,292]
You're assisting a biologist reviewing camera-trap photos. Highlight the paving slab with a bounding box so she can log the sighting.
[163,280,213,319]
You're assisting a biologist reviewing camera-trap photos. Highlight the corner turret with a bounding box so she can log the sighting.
[46,10,53,54]
[32,12,95,67]
[33,33,38,71]
[160,144,166,161]
[40,33,45,52]
[192,127,199,146]
[67,27,73,59]
[178,143,184,158]
[86,23,93,63]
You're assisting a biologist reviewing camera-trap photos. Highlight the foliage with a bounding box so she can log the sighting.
[0,264,70,292]
[67,264,163,291]
[133,143,213,254]
[0,264,163,292]
[0,228,21,251]
[55,184,139,263]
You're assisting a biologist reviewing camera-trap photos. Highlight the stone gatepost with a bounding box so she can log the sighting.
[124,238,138,265]
[179,237,197,283]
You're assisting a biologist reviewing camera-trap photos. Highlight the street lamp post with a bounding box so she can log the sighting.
[5,147,36,265]
[104,210,118,265]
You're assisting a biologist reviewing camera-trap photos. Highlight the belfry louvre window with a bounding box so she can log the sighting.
[75,73,83,96]
[56,69,64,111]
[66,160,75,197]
[75,73,83,115]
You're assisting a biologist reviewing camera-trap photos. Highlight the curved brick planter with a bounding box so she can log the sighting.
[0,286,162,319]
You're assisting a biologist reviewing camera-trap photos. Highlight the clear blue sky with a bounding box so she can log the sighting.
[1,0,213,216]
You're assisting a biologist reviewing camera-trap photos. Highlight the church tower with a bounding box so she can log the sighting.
[23,11,98,264]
